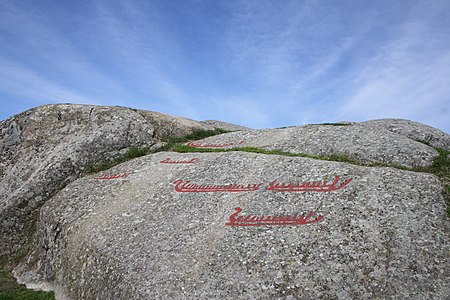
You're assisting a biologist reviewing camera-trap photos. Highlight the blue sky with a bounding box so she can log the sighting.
[0,0,449,132]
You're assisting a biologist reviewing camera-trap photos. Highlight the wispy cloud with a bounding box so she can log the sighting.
[337,1,450,131]
[0,0,202,118]
[0,0,449,132]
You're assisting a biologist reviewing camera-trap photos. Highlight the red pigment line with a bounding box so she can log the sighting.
[186,140,244,148]
[173,180,263,192]
[94,172,131,180]
[265,176,352,192]
[160,158,198,164]
[225,207,324,227]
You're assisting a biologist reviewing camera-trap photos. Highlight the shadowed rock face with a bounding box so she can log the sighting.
[15,152,449,299]
[0,104,213,261]
[190,123,443,168]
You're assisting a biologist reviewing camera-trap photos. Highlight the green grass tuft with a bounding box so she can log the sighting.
[169,144,450,216]
[83,129,230,175]
[411,147,450,217]
[83,129,450,216]
[84,146,150,174]
[0,268,55,300]
[163,128,230,143]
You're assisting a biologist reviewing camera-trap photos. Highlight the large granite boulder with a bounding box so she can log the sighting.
[14,151,449,299]
[2,105,449,299]
[0,104,213,262]
[361,119,450,150]
[187,122,444,168]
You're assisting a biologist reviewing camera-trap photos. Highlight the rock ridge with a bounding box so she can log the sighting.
[1,104,449,299]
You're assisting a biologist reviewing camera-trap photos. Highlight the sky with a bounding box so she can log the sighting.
[0,0,449,132]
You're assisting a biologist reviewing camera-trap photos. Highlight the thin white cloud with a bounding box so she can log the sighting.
[0,0,200,118]
[0,59,95,105]
[337,4,450,132]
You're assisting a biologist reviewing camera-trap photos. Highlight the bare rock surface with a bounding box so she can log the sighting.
[200,120,250,131]
[361,119,450,150]
[190,122,444,168]
[2,105,449,299]
[15,151,449,299]
[0,104,211,261]
[136,110,214,138]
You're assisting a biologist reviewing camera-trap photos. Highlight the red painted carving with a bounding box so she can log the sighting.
[94,172,131,180]
[186,140,244,148]
[266,176,352,192]
[160,157,198,164]
[173,179,263,192]
[225,207,324,227]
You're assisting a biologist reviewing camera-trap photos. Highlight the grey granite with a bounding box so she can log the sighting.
[0,104,212,261]
[191,122,444,168]
[14,151,449,299]
[362,119,450,150]
[200,120,250,131]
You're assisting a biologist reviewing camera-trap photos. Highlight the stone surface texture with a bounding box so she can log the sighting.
[0,104,212,261]
[362,118,450,150]
[191,123,443,168]
[1,104,449,300]
[200,120,250,131]
[15,151,449,299]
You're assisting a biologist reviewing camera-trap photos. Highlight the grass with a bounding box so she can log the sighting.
[411,147,450,216]
[83,128,230,174]
[4,127,448,298]
[169,143,450,216]
[162,128,230,143]
[83,129,450,216]
[0,268,55,300]
[0,239,55,299]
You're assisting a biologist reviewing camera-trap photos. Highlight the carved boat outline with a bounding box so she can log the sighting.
[265,176,352,192]
[225,207,324,226]
[186,140,244,148]
[160,157,198,164]
[173,179,263,192]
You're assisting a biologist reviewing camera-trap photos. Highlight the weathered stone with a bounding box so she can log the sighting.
[0,104,212,261]
[362,119,450,150]
[14,151,449,299]
[2,105,449,299]
[136,110,214,139]
[200,120,250,131]
[191,122,442,168]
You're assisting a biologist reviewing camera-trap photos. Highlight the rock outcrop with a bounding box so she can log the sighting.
[15,151,449,299]
[1,104,449,299]
[361,119,450,150]
[200,120,250,131]
[0,104,212,261]
[188,122,445,168]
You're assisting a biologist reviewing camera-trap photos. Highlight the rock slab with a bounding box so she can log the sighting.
[0,104,213,261]
[15,151,449,299]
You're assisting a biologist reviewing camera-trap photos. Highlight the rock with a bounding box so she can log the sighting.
[361,119,450,150]
[189,122,442,168]
[14,151,449,299]
[0,104,212,261]
[136,110,214,138]
[2,105,449,299]
[200,120,250,131]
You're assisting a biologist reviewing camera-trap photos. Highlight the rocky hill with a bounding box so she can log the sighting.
[1,104,449,299]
